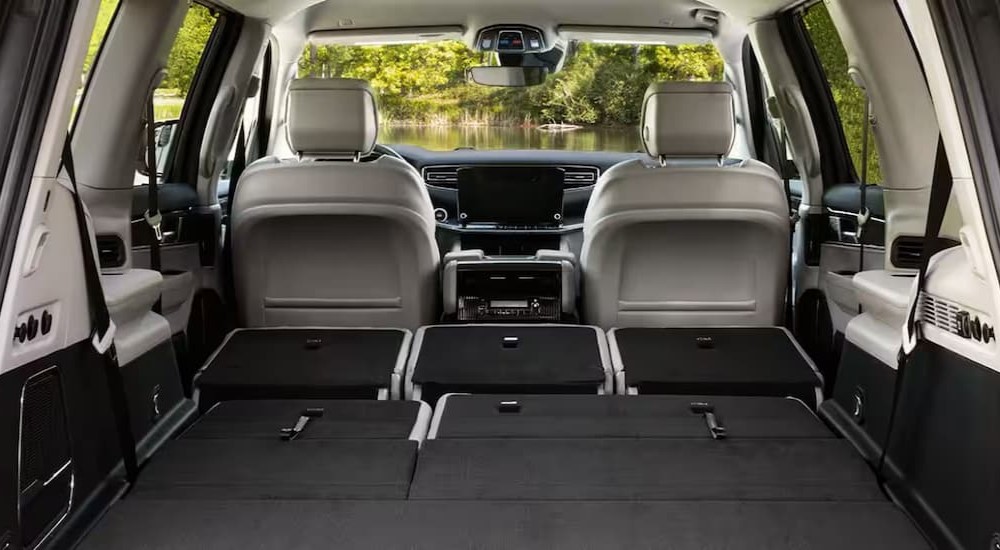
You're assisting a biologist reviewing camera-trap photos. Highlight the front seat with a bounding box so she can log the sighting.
[232,78,439,329]
[581,81,789,328]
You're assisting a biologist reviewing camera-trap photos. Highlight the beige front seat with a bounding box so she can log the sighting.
[581,81,789,328]
[232,78,439,329]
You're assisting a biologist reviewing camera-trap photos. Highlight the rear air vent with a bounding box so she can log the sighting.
[891,236,962,270]
[891,236,924,269]
[422,166,600,189]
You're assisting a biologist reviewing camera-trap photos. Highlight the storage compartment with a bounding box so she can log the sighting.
[443,249,577,322]
[406,325,611,402]
[194,328,411,409]
[610,327,822,405]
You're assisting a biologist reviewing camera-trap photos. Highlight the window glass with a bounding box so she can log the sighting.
[803,2,882,183]
[297,41,724,152]
[155,3,218,122]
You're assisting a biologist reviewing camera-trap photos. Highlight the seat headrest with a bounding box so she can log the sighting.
[640,81,735,158]
[287,78,378,157]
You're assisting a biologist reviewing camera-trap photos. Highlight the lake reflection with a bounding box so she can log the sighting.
[381,125,643,153]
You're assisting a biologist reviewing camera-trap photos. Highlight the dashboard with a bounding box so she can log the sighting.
[387,144,644,255]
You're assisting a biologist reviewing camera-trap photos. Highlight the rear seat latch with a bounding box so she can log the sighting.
[280,407,325,441]
[690,402,727,440]
[695,336,715,349]
[502,336,519,349]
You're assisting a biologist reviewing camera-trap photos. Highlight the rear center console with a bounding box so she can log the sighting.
[443,249,577,322]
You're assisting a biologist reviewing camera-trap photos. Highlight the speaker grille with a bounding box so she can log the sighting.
[19,368,73,548]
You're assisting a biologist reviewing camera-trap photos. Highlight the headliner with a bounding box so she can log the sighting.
[218,0,793,30]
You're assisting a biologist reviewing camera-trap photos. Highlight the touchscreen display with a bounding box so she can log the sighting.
[457,167,565,226]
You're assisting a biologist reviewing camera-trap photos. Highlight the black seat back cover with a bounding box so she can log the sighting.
[615,327,821,402]
[412,326,605,396]
[196,329,406,407]
[433,395,830,439]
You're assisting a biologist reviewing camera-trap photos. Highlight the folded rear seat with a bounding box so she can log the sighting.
[610,327,823,405]
[80,500,930,550]
[195,328,411,409]
[406,324,612,403]
[131,399,429,500]
[412,395,878,501]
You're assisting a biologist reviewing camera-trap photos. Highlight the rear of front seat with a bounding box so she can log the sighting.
[232,78,439,329]
[581,81,789,328]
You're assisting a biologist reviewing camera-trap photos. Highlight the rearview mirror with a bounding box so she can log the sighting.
[467,66,548,87]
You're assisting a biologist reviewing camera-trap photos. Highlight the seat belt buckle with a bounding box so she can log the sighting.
[144,210,163,242]
[855,208,871,240]
[92,320,117,355]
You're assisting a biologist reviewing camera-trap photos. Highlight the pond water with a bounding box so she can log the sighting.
[380,125,643,153]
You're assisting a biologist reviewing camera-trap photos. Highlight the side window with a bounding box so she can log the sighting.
[139,3,219,184]
[802,2,882,185]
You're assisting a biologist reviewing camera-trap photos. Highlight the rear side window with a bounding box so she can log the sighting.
[156,4,218,123]
[802,2,882,184]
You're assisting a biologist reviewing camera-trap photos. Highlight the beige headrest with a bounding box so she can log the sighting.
[641,81,735,158]
[287,78,378,156]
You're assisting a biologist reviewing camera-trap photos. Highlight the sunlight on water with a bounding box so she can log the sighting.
[380,126,643,152]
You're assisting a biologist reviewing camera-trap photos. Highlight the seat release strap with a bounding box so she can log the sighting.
[281,408,325,441]
[691,402,727,440]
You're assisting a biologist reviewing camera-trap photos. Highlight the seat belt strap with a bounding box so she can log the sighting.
[877,137,952,483]
[144,96,162,314]
[856,99,873,313]
[61,138,140,484]
[779,123,797,328]
[223,124,247,316]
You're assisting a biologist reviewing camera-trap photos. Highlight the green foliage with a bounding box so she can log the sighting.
[804,4,882,183]
[83,1,216,117]
[161,4,217,93]
[299,42,723,126]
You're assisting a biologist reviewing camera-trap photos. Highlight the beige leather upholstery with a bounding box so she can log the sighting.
[641,81,734,158]
[287,78,378,157]
[582,81,789,328]
[232,78,438,329]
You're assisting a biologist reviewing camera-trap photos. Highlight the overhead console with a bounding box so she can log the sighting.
[475,25,548,54]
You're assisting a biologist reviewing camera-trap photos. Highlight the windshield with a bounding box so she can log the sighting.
[298,41,723,152]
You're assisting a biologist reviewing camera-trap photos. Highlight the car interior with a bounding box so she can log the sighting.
[2,0,1000,548]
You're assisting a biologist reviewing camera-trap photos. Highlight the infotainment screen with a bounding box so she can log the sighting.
[457,167,565,226]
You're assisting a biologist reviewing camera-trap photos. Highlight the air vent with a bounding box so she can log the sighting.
[422,167,459,188]
[562,166,600,188]
[423,166,600,189]
[891,236,924,270]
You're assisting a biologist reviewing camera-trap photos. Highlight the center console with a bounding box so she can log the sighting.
[442,249,577,322]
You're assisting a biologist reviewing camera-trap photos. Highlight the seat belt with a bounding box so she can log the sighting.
[222,124,246,315]
[780,123,799,328]
[856,99,873,314]
[767,97,799,328]
[144,96,163,314]
[61,138,141,484]
[876,137,952,484]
